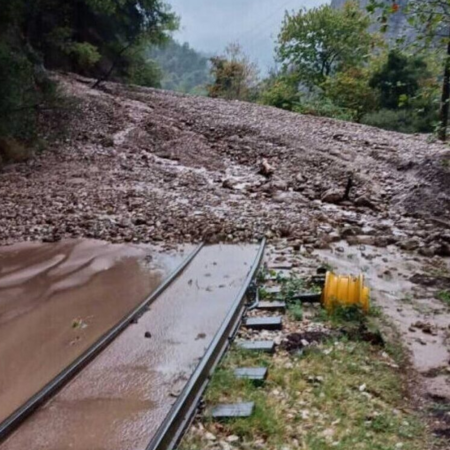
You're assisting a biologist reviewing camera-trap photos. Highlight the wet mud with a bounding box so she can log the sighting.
[0,239,191,424]
[315,242,450,400]
[1,244,259,450]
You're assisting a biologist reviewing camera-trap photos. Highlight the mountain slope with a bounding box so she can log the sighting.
[331,0,413,40]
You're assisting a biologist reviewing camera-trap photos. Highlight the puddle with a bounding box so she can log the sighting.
[0,244,260,450]
[315,241,450,398]
[0,239,191,424]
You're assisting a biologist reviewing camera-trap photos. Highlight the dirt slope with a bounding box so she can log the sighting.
[1,74,450,252]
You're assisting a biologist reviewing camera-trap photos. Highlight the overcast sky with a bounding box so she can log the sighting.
[168,0,328,73]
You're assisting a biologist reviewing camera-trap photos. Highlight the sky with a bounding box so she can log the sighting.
[168,0,328,73]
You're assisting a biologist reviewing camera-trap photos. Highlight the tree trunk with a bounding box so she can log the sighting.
[438,38,450,141]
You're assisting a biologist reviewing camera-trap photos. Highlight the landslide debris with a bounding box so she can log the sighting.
[1,74,449,254]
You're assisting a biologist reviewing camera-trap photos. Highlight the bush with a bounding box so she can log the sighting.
[361,107,436,134]
[294,97,355,122]
[259,77,301,111]
[67,42,102,70]
[0,41,37,141]
[125,53,162,88]
[322,68,378,121]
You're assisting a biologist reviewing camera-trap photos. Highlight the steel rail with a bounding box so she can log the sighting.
[0,242,204,442]
[147,238,266,450]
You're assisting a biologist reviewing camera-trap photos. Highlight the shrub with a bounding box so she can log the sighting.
[322,68,378,121]
[294,97,355,122]
[0,41,37,141]
[126,54,162,88]
[361,108,436,134]
[68,42,102,70]
[259,77,301,111]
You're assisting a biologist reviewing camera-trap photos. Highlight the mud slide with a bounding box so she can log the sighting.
[0,239,192,424]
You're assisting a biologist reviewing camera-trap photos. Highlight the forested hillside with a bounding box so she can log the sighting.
[0,0,177,162]
[148,40,211,94]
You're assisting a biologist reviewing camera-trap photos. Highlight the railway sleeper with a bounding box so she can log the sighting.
[210,402,255,420]
[244,316,283,330]
[256,300,286,312]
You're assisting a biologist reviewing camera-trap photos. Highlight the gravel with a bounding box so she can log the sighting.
[1,73,449,251]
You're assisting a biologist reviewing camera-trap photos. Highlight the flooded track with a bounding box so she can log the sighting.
[0,241,264,450]
[0,240,194,434]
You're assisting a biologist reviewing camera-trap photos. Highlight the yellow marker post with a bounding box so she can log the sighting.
[321,272,370,313]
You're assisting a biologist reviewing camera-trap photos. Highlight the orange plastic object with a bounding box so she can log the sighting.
[321,272,370,313]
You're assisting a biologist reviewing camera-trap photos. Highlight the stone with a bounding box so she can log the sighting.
[354,195,375,209]
[321,189,342,204]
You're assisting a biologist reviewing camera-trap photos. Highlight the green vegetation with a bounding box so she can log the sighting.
[368,0,450,140]
[148,39,210,94]
[287,301,303,321]
[208,2,442,136]
[180,320,434,450]
[0,0,177,156]
[436,290,450,306]
[277,3,373,89]
[208,44,259,101]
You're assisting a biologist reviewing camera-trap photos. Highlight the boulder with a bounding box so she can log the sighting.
[321,189,342,204]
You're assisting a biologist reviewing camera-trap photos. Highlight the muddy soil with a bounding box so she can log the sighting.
[0,239,191,423]
[314,242,450,399]
[0,74,449,257]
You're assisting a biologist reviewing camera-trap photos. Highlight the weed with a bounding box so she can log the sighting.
[287,301,303,321]
[281,276,305,302]
[180,337,433,450]
[436,290,450,306]
[258,286,269,299]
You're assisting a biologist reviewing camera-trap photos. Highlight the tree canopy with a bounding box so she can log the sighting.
[277,2,373,88]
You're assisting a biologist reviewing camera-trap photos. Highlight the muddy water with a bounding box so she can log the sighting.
[315,241,450,399]
[0,239,192,424]
[1,244,259,450]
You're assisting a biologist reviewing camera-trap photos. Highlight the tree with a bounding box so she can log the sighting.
[322,67,378,120]
[368,0,450,140]
[0,0,177,149]
[11,0,178,81]
[259,73,301,111]
[369,49,429,109]
[208,44,259,101]
[277,2,374,88]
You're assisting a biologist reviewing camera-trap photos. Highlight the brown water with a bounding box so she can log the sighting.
[0,239,191,424]
[1,244,259,450]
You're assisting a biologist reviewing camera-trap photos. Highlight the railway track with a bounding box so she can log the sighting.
[0,240,265,450]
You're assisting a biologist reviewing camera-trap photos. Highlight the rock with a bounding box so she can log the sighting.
[418,247,434,257]
[100,135,115,147]
[341,225,361,238]
[321,189,342,204]
[259,158,274,177]
[399,238,420,251]
[435,243,450,257]
[354,195,375,209]
[222,178,238,189]
[204,432,216,441]
[328,231,341,242]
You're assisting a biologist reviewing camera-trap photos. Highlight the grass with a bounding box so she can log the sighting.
[180,317,434,450]
[436,290,450,307]
[287,301,303,321]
